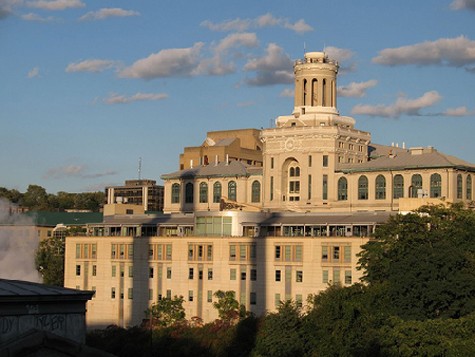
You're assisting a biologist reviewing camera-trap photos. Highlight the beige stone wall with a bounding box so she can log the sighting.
[65,234,368,328]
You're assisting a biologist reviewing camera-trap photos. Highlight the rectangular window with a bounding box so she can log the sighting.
[333,246,340,261]
[76,244,80,259]
[296,270,303,283]
[308,174,312,199]
[92,244,97,259]
[83,244,89,259]
[323,174,328,200]
[275,293,281,308]
[149,267,154,278]
[308,155,312,167]
[275,245,281,259]
[250,269,257,281]
[91,286,96,298]
[323,155,328,167]
[241,271,246,280]
[198,269,203,280]
[275,270,281,282]
[207,245,213,260]
[230,245,236,260]
[250,292,257,305]
[322,270,329,284]
[296,294,303,307]
[189,268,194,280]
[112,265,116,277]
[284,246,291,261]
[120,265,124,277]
[188,290,193,302]
[208,268,213,280]
[344,246,351,263]
[207,290,213,303]
[128,288,133,300]
[345,270,352,285]
[322,246,328,262]
[128,244,133,259]
[198,245,203,259]
[333,268,340,284]
[271,157,274,169]
[166,289,172,299]
[240,245,246,260]
[167,267,172,279]
[270,176,274,201]
[157,245,163,260]
[295,245,303,262]
[92,265,97,276]
[75,265,81,276]
[188,245,194,260]
[128,266,133,278]
[230,268,236,280]
[149,289,153,300]
[166,244,172,260]
[111,287,116,299]
[111,244,117,259]
[250,245,256,259]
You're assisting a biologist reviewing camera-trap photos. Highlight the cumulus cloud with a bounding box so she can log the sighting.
[27,66,40,78]
[44,164,117,179]
[201,13,313,34]
[244,43,293,86]
[373,36,475,71]
[26,0,85,10]
[79,8,139,21]
[338,80,378,98]
[104,92,168,104]
[450,0,475,10]
[196,32,258,75]
[323,46,356,73]
[119,42,205,79]
[0,7,11,19]
[280,88,294,97]
[66,59,119,73]
[443,106,471,116]
[351,91,442,118]
[21,12,55,21]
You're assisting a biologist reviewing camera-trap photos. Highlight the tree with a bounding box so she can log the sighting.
[35,234,65,286]
[358,204,475,319]
[146,296,186,328]
[253,300,304,357]
[213,290,241,323]
[21,184,49,210]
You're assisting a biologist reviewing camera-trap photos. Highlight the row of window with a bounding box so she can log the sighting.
[75,243,97,259]
[337,173,473,201]
[270,155,330,170]
[171,180,261,204]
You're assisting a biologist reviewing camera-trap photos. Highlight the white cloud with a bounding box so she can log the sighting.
[27,66,40,78]
[443,106,471,116]
[65,59,119,73]
[351,91,442,118]
[79,8,139,21]
[119,43,204,79]
[323,46,356,73]
[21,12,54,21]
[201,13,313,34]
[44,164,117,179]
[373,36,475,70]
[244,43,293,86]
[338,80,378,98]
[27,0,85,10]
[450,0,475,10]
[280,88,294,97]
[104,92,168,104]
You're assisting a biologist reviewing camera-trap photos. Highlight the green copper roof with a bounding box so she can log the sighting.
[24,211,103,227]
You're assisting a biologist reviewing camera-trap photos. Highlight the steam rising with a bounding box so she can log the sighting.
[0,198,41,282]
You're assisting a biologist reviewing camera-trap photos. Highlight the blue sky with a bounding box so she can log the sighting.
[1,0,475,194]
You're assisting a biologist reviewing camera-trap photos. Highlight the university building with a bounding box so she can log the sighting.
[64,51,475,328]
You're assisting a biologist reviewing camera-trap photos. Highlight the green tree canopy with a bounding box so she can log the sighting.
[213,290,241,323]
[146,295,186,328]
[358,204,475,319]
[35,234,65,286]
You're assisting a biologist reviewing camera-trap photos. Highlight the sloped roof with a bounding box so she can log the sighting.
[339,144,475,173]
[161,160,263,180]
[0,279,93,301]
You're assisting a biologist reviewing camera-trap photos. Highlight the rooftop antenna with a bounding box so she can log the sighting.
[138,157,142,180]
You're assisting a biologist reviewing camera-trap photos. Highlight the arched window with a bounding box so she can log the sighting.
[457,174,463,199]
[467,175,472,200]
[199,182,208,203]
[430,173,442,198]
[251,180,261,203]
[375,175,386,200]
[185,182,194,204]
[338,177,348,201]
[358,175,368,200]
[410,174,423,198]
[286,161,301,202]
[171,183,180,204]
[228,181,237,201]
[289,167,295,177]
[393,175,404,199]
[213,182,222,203]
